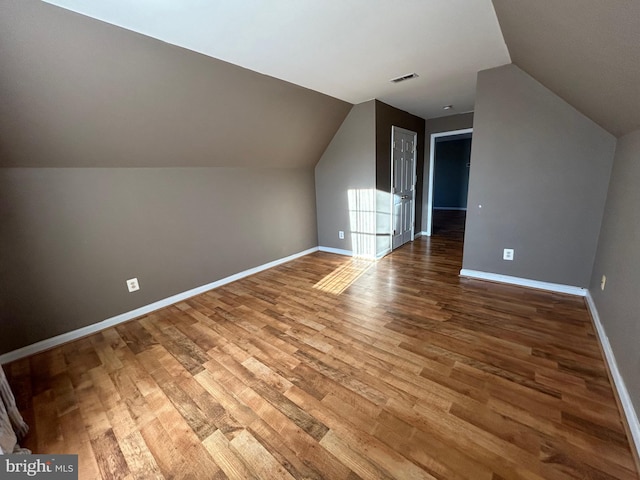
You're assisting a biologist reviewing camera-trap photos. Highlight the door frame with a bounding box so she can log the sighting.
[390,125,418,250]
[426,128,473,236]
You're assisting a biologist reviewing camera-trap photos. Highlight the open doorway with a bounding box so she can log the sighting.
[426,128,472,239]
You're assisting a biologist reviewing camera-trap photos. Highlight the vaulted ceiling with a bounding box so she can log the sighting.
[41,0,511,122]
[17,1,640,138]
[492,0,640,137]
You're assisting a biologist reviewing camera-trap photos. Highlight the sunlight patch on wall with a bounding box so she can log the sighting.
[313,259,373,295]
[348,188,376,258]
[376,189,392,257]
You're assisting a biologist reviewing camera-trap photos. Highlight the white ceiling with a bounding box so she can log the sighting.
[42,0,511,121]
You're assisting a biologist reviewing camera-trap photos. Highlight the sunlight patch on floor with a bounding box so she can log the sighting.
[313,259,374,295]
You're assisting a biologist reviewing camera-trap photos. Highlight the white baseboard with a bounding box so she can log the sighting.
[459,269,586,296]
[318,246,353,256]
[458,270,640,458]
[585,292,640,459]
[318,246,390,260]
[0,247,319,365]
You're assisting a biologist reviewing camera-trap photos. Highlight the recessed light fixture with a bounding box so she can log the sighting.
[443,105,453,110]
[390,73,419,83]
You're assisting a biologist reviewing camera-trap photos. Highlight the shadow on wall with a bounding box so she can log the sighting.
[313,185,404,295]
[313,187,381,295]
[348,188,376,258]
[347,188,393,259]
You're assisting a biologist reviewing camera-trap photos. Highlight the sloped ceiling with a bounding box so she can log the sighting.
[5,0,637,170]
[41,0,511,121]
[0,1,351,168]
[492,0,640,137]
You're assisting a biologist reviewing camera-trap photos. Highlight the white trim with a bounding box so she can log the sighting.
[354,253,376,260]
[318,246,353,256]
[459,269,586,296]
[414,232,424,239]
[0,247,319,365]
[319,246,388,260]
[389,126,396,249]
[417,231,429,237]
[585,292,640,459]
[458,269,640,458]
[426,128,473,236]
[433,207,467,211]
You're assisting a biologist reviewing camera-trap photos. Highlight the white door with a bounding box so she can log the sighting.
[391,126,417,250]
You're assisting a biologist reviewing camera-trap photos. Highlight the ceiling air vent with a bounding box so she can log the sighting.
[390,73,419,83]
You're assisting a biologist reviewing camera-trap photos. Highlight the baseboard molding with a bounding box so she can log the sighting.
[376,248,391,259]
[318,246,391,260]
[459,269,587,296]
[458,270,640,460]
[0,246,319,365]
[585,292,640,461]
[433,207,467,211]
[318,246,353,256]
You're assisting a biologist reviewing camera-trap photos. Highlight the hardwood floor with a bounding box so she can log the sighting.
[4,231,638,479]
[431,209,466,238]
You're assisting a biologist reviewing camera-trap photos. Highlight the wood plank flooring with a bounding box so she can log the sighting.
[4,223,639,479]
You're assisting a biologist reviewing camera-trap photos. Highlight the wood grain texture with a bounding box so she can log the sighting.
[3,212,638,479]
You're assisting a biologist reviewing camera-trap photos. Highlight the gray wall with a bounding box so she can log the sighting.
[422,113,474,230]
[375,101,426,232]
[462,64,615,287]
[589,128,640,414]
[0,168,318,354]
[0,1,350,355]
[433,138,471,209]
[315,100,426,258]
[315,102,376,253]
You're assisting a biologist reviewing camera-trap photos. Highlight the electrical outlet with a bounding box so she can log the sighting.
[126,277,140,293]
[503,248,514,261]
[601,275,606,291]
[338,230,345,240]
